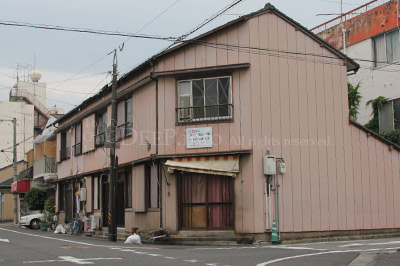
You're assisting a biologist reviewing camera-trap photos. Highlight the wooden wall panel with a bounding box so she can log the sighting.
[383,146,395,227]
[323,50,338,231]
[359,132,372,229]
[216,32,228,66]
[249,17,263,232]
[340,64,355,230]
[277,19,293,232]
[206,36,217,67]
[305,35,320,231]
[227,25,239,65]
[375,141,387,228]
[367,136,379,229]
[292,27,307,232]
[332,58,347,230]
[392,152,400,227]
[314,43,329,231]
[351,126,364,229]
[184,45,196,69]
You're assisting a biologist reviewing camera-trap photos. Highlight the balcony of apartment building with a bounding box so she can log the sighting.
[33,157,57,182]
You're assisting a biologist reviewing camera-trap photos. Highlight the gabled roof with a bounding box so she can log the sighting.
[56,3,359,125]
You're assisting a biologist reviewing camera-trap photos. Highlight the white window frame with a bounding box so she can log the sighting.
[374,29,400,67]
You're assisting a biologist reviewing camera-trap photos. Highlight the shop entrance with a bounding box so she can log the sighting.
[178,172,234,230]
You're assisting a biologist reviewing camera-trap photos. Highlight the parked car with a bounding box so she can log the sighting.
[19,212,44,229]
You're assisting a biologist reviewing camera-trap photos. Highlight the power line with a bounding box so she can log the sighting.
[0,20,178,41]
[162,0,246,52]
[80,73,111,102]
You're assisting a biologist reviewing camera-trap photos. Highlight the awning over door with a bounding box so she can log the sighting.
[165,155,239,177]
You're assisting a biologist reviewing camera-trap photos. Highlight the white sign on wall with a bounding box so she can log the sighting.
[186,127,213,149]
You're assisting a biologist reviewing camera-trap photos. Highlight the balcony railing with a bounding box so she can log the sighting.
[33,157,57,181]
[310,0,391,34]
[73,142,82,156]
[59,147,70,161]
[176,104,233,124]
[95,132,106,146]
[117,122,132,139]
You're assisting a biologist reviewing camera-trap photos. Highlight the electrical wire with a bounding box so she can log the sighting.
[0,20,178,41]
[162,0,246,52]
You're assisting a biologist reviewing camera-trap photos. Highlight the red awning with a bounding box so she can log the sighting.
[11,180,31,193]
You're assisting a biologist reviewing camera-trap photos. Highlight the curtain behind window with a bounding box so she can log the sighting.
[386,30,400,63]
[375,34,386,67]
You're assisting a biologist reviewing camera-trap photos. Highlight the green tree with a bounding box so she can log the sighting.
[348,82,362,120]
[364,96,389,133]
[25,188,46,210]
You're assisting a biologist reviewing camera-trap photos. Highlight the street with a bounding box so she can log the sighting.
[0,224,400,266]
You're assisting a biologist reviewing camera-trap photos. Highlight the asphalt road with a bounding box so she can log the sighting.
[0,224,399,265]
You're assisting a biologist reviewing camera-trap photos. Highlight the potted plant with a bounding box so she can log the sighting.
[39,218,49,231]
[39,196,55,231]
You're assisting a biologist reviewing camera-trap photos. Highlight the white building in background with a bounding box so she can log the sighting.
[0,69,51,168]
[0,102,34,168]
[313,0,400,131]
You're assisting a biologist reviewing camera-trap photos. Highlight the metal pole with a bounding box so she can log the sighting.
[108,50,118,242]
[13,118,17,225]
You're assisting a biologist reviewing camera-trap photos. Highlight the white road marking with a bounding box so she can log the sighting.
[133,251,148,254]
[121,249,136,252]
[265,246,327,251]
[0,228,158,250]
[148,254,161,257]
[340,240,400,248]
[164,257,176,259]
[205,263,219,266]
[0,238,10,243]
[23,256,122,265]
[185,259,200,262]
[340,243,364,247]
[256,247,400,265]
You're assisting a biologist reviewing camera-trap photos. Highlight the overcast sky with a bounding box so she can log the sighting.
[0,0,367,113]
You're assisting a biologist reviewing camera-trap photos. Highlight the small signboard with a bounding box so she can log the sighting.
[186,127,213,149]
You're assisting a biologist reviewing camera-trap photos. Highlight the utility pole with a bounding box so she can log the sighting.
[13,118,17,225]
[108,50,118,242]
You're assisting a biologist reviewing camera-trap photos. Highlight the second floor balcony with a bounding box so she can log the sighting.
[33,157,57,182]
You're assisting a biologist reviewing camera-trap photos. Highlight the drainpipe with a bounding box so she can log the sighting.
[149,62,162,229]
[342,28,347,54]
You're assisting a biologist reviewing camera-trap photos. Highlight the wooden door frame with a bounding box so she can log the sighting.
[177,171,234,230]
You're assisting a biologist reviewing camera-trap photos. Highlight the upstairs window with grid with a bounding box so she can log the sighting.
[374,30,400,67]
[177,76,232,123]
[95,111,107,146]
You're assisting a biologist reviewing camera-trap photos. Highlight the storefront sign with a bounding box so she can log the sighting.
[186,127,213,149]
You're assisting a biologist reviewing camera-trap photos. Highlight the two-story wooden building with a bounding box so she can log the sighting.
[55,4,400,241]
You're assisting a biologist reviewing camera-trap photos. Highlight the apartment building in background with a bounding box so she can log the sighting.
[313,0,400,132]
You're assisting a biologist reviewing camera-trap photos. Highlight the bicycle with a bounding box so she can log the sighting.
[70,216,82,236]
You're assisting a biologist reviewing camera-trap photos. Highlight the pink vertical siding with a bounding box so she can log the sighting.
[367,136,380,229]
[340,67,356,230]
[305,34,320,231]
[352,126,364,229]
[249,17,263,233]
[359,132,372,229]
[277,18,294,232]
[392,152,400,227]
[227,25,239,65]
[375,141,387,228]
[332,59,347,230]
[383,146,395,227]
[291,25,305,232]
